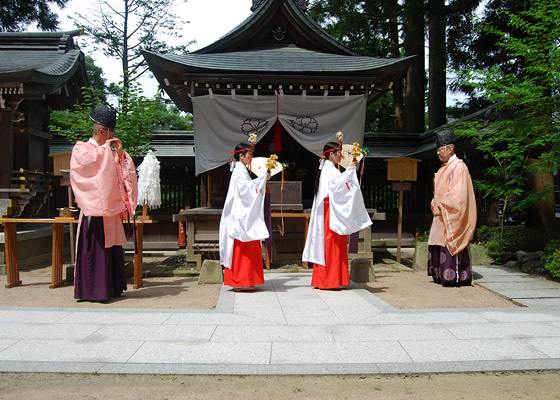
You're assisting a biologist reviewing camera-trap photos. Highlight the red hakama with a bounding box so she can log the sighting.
[311,198,349,289]
[223,239,265,287]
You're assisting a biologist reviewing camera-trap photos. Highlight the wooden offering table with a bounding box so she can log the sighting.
[0,217,153,290]
[1,217,77,288]
[172,208,221,270]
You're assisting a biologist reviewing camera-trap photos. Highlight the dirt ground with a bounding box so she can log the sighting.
[0,371,559,399]
[0,259,517,309]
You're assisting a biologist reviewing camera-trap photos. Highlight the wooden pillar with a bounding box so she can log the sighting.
[133,222,144,289]
[0,111,13,187]
[397,189,404,263]
[201,172,209,208]
[3,222,21,288]
[50,223,64,288]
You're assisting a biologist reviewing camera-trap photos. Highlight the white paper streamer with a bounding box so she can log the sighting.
[136,150,161,210]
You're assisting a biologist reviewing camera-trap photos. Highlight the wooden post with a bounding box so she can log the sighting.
[142,202,148,216]
[133,222,144,289]
[386,158,419,265]
[50,223,64,288]
[3,222,21,288]
[68,187,75,265]
[397,188,404,263]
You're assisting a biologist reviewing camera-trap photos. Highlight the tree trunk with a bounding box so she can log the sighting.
[428,0,447,130]
[390,0,405,133]
[404,0,426,133]
[122,0,130,113]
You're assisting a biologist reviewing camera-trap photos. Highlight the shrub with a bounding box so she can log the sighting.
[484,227,547,264]
[474,225,498,244]
[542,240,560,278]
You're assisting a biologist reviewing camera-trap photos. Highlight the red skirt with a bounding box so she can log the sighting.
[224,239,265,287]
[311,198,349,289]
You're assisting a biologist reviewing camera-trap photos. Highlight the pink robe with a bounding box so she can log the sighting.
[70,139,138,248]
[428,155,477,255]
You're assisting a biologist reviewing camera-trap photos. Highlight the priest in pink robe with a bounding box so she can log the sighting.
[70,107,138,302]
[428,129,477,286]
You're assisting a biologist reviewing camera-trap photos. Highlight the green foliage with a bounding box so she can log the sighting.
[454,0,560,229]
[49,88,101,143]
[50,83,190,158]
[483,226,548,264]
[474,225,498,243]
[0,0,70,32]
[150,99,193,131]
[116,82,158,157]
[542,240,560,278]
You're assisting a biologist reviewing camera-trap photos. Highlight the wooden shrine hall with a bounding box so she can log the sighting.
[0,29,88,218]
[142,0,416,265]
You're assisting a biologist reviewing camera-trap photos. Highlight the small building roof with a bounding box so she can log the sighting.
[0,29,88,108]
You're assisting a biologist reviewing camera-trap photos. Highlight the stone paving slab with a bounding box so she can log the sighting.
[480,281,560,290]
[0,339,143,363]
[0,322,101,340]
[445,322,560,339]
[493,288,560,299]
[477,309,560,322]
[128,342,272,364]
[1,267,560,375]
[90,324,217,342]
[211,325,334,342]
[270,341,412,364]
[331,324,455,341]
[400,338,550,362]
[525,337,560,358]
[473,266,529,276]
[516,298,560,308]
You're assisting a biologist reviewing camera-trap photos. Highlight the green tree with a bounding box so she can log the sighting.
[447,0,531,114]
[453,0,560,232]
[50,84,192,157]
[72,0,192,100]
[0,0,69,32]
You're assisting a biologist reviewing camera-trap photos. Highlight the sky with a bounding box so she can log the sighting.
[52,0,254,98]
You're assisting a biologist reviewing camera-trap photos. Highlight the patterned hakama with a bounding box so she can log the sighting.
[427,245,472,286]
[223,239,265,287]
[74,216,127,301]
[311,198,350,289]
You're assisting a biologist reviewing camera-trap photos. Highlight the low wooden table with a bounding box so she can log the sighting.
[0,217,153,289]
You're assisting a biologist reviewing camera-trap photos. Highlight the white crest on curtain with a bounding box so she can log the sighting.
[136,150,162,209]
[192,94,366,176]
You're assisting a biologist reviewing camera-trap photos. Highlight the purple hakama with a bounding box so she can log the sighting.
[427,245,472,286]
[74,216,127,301]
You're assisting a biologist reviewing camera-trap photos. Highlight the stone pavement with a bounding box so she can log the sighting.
[0,266,560,375]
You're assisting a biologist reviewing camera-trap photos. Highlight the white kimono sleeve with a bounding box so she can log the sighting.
[329,166,372,235]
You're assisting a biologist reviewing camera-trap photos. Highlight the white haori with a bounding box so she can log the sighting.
[219,162,269,269]
[302,160,372,266]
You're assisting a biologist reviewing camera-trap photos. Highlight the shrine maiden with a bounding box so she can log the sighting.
[303,142,372,289]
[219,142,270,290]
